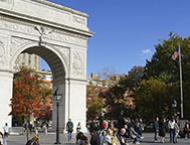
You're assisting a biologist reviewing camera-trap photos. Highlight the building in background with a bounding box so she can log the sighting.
[15,53,40,72]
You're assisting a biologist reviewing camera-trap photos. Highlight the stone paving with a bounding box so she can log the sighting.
[5,132,190,145]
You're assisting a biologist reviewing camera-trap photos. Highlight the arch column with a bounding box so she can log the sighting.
[66,78,87,133]
[0,71,13,129]
[52,78,87,133]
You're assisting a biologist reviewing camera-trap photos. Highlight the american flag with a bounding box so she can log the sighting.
[172,48,179,61]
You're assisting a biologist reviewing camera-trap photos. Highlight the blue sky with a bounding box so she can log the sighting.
[41,0,190,75]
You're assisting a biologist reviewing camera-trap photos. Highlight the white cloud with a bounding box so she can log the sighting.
[141,48,152,55]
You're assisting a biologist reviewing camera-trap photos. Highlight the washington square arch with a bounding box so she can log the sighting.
[0,0,92,131]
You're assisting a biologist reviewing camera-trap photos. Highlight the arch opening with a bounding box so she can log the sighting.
[12,45,67,130]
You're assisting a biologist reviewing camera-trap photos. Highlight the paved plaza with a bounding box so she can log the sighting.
[5,133,190,145]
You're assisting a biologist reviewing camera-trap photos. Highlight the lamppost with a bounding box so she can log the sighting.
[54,89,62,144]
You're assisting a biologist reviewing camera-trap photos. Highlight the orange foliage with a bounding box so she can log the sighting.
[10,67,52,120]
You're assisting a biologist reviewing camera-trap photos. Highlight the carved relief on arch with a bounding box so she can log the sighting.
[52,45,70,71]
[10,37,34,57]
[0,35,9,68]
[0,40,6,65]
[10,36,36,70]
[71,51,84,77]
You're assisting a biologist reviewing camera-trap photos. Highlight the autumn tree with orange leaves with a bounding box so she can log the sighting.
[10,67,52,125]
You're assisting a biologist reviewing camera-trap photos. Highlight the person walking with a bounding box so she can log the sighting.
[153,117,159,142]
[66,118,74,141]
[174,120,180,143]
[135,118,144,137]
[76,122,81,133]
[168,117,175,143]
[159,118,167,143]
[3,123,9,138]
[184,120,190,139]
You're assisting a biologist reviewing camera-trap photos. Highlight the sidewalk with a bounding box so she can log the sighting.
[6,132,190,145]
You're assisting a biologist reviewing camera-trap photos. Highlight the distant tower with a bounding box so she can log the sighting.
[15,53,40,72]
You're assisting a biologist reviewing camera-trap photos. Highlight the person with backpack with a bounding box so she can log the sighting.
[66,118,74,141]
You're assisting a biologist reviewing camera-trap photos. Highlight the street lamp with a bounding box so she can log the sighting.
[54,89,62,144]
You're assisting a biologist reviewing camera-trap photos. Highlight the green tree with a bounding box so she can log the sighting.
[87,96,103,120]
[143,33,190,119]
[104,66,144,119]
[135,77,170,119]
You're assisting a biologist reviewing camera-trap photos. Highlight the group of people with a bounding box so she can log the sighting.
[88,118,144,145]
[1,117,190,145]
[153,116,190,144]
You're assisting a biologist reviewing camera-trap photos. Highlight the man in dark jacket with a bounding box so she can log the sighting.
[153,117,159,142]
[66,118,74,141]
[90,130,100,145]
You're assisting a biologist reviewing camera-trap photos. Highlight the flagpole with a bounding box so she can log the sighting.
[178,43,184,118]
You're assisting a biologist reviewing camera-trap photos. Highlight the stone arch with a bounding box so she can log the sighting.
[10,42,69,78]
[11,42,69,130]
[0,0,92,132]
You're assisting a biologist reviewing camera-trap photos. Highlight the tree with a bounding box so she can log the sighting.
[87,96,103,120]
[135,77,170,119]
[10,66,52,125]
[143,33,190,119]
[104,66,144,119]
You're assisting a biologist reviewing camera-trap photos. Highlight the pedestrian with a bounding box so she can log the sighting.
[101,120,108,131]
[174,120,180,143]
[135,118,144,137]
[153,117,159,142]
[25,135,40,145]
[99,130,106,145]
[76,122,81,133]
[159,118,167,143]
[128,122,143,144]
[3,123,9,138]
[89,120,99,133]
[43,124,48,135]
[117,128,129,145]
[29,124,33,134]
[168,117,175,143]
[90,130,100,145]
[117,115,125,130]
[66,118,74,141]
[105,129,120,145]
[76,132,88,145]
[184,120,190,139]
